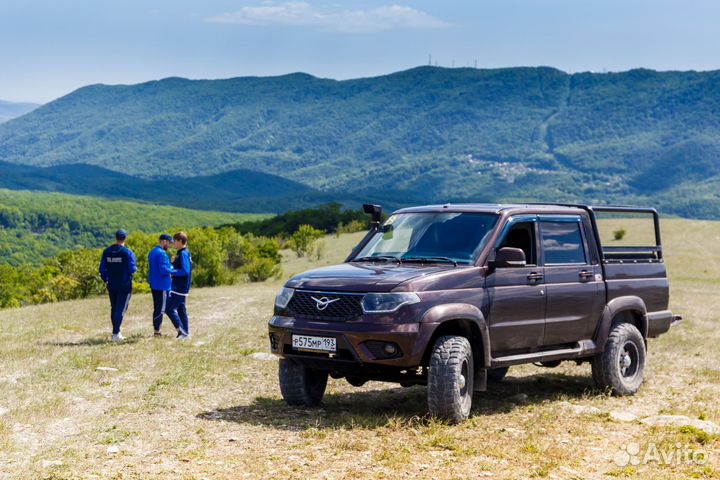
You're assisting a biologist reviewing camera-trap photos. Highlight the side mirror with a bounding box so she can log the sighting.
[492,247,527,269]
[363,204,383,225]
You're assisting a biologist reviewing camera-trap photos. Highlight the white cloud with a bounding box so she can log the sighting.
[205,2,449,33]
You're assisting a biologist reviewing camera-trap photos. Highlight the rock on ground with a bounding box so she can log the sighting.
[557,401,602,415]
[640,415,719,435]
[609,410,638,422]
[249,352,277,361]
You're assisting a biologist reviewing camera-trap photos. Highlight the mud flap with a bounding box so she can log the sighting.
[474,368,487,392]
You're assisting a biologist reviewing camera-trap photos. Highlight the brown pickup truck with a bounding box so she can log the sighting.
[268,203,680,422]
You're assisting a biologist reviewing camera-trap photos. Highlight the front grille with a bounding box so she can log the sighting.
[287,290,364,321]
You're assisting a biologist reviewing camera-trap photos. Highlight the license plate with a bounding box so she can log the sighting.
[292,334,337,353]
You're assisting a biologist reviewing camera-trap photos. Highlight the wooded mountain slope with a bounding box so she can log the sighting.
[1,67,719,217]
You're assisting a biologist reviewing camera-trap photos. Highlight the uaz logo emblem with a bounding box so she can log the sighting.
[311,296,340,311]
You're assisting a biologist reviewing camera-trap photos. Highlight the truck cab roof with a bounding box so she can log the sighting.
[393,203,590,216]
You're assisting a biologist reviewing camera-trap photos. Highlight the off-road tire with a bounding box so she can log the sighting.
[591,322,646,396]
[278,359,328,406]
[487,367,509,383]
[427,335,474,423]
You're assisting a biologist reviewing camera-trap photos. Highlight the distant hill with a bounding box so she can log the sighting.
[1,67,720,217]
[0,161,350,213]
[0,189,267,266]
[0,100,39,123]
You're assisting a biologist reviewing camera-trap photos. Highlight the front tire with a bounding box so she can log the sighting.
[278,359,328,406]
[591,322,646,395]
[427,335,474,423]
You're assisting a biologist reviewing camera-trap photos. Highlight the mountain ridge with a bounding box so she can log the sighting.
[1,66,720,217]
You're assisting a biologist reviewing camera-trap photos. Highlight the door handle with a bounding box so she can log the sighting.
[527,272,544,281]
[579,270,593,279]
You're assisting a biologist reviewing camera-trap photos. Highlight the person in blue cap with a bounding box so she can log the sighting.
[166,231,192,340]
[99,229,137,342]
[147,233,178,337]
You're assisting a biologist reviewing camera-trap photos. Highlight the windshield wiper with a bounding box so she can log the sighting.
[402,256,458,267]
[352,255,403,264]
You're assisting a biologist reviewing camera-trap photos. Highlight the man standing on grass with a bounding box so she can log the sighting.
[148,233,178,337]
[99,229,137,342]
[166,231,192,340]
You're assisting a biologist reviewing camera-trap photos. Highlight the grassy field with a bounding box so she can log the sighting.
[0,222,718,479]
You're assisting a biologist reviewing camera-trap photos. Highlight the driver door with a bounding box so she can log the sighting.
[485,216,546,353]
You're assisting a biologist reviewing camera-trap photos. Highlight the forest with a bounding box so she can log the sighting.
[0,198,366,309]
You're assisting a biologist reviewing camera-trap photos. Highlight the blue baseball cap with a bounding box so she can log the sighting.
[159,233,173,242]
[115,229,128,240]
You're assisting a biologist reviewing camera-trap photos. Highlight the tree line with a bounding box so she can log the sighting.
[0,203,369,309]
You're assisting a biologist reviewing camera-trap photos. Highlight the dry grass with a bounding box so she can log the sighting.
[0,223,718,479]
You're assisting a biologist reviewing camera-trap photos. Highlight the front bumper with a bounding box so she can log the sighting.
[268,315,433,376]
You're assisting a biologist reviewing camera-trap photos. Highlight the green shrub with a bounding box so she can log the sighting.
[613,228,627,241]
[337,219,367,236]
[244,257,282,282]
[288,225,325,258]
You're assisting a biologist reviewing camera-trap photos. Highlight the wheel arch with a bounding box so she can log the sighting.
[594,296,648,350]
[418,303,491,368]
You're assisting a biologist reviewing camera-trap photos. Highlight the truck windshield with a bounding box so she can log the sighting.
[354,212,499,265]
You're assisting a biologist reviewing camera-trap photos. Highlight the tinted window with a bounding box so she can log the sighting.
[497,221,536,265]
[541,221,587,264]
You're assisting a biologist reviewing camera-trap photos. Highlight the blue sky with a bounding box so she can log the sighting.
[2,0,719,103]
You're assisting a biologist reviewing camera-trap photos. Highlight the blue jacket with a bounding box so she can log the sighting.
[99,244,137,291]
[148,245,175,291]
[171,248,192,294]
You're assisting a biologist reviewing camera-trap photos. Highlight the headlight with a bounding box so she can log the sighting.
[275,287,294,309]
[361,292,420,313]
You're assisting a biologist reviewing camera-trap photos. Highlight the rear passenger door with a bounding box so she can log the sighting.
[540,217,604,345]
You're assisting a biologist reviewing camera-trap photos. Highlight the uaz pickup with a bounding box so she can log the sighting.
[268,203,680,422]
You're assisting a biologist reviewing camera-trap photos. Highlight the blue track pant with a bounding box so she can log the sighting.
[151,289,176,331]
[108,289,132,334]
[166,292,189,335]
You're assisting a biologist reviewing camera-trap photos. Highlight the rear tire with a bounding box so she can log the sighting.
[591,322,646,396]
[278,359,328,406]
[427,335,474,423]
[487,366,509,383]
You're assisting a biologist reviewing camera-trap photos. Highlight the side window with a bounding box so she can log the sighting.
[541,221,587,265]
[497,221,536,265]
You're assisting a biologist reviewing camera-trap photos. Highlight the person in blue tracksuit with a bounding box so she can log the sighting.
[99,229,137,342]
[166,231,192,340]
[147,233,178,337]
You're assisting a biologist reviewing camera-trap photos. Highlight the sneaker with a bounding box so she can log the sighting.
[176,334,190,341]
[111,333,124,342]
[153,331,162,338]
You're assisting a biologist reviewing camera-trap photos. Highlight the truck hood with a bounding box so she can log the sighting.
[285,262,453,292]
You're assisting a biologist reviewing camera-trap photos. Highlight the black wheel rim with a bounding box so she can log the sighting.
[619,341,639,379]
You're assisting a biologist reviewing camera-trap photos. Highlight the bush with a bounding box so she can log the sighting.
[314,240,327,260]
[613,228,627,241]
[227,203,370,237]
[337,219,367,236]
[54,249,106,298]
[244,257,282,282]
[288,225,325,258]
